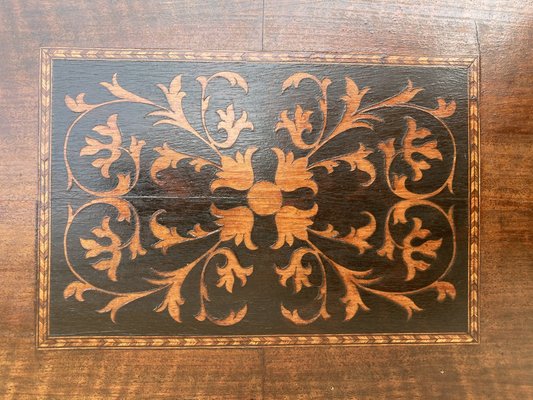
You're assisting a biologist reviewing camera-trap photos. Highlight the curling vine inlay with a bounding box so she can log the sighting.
[62,69,459,327]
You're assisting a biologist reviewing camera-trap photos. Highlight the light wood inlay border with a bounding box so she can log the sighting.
[37,48,480,348]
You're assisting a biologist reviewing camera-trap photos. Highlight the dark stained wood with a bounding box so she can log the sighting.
[41,55,473,344]
[0,0,531,399]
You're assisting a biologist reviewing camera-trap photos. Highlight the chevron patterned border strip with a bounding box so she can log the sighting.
[37,48,480,348]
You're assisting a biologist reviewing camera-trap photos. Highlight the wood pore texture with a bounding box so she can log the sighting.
[0,0,531,399]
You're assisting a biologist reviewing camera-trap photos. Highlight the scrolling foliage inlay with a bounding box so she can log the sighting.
[270,73,457,324]
[50,57,472,341]
[64,72,256,326]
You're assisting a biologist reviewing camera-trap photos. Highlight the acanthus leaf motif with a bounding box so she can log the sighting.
[343,77,369,116]
[211,147,257,192]
[403,117,443,182]
[275,105,315,150]
[281,72,331,93]
[150,143,214,185]
[280,305,318,326]
[378,79,423,108]
[128,136,146,169]
[402,217,443,281]
[97,292,150,323]
[188,223,210,238]
[199,71,249,93]
[376,236,396,260]
[311,143,376,187]
[273,148,318,194]
[211,248,253,293]
[329,78,383,138]
[80,114,122,179]
[79,216,122,282]
[93,197,146,260]
[65,93,96,113]
[150,210,188,254]
[211,205,258,250]
[147,264,196,323]
[279,73,331,150]
[432,281,457,302]
[150,143,192,185]
[272,204,318,249]
[197,71,251,152]
[368,290,423,320]
[333,263,375,321]
[377,138,396,168]
[128,232,147,260]
[100,73,153,105]
[275,247,315,293]
[205,306,249,326]
[430,98,457,119]
[313,212,376,254]
[215,104,254,149]
[63,281,95,302]
[150,210,212,255]
[148,75,196,133]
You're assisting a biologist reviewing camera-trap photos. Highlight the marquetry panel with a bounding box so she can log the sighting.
[38,49,479,348]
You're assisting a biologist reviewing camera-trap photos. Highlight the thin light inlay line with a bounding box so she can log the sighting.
[37,49,479,348]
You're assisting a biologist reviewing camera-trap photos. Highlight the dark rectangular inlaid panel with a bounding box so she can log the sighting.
[38,49,480,347]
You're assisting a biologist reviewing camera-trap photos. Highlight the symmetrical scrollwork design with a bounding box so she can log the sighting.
[273,73,457,324]
[63,198,154,322]
[63,72,256,325]
[62,70,459,327]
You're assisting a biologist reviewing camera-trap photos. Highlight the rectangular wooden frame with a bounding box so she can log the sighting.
[37,48,480,348]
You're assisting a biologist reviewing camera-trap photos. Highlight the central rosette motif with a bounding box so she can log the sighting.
[246,181,282,216]
[208,145,324,251]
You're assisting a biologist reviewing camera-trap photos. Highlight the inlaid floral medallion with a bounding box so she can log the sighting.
[38,49,479,347]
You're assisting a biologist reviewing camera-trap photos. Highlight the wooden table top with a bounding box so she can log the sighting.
[1,1,531,399]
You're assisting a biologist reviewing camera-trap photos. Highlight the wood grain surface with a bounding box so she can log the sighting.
[0,0,531,398]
